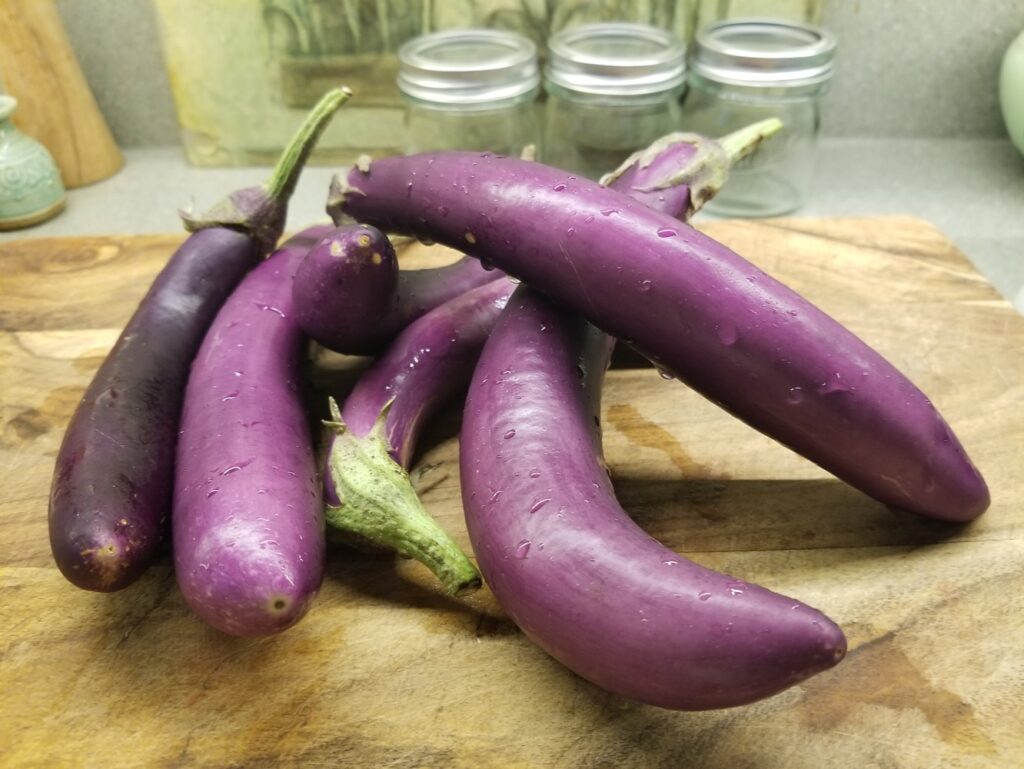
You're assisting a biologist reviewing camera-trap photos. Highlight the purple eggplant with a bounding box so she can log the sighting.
[456,119,845,710]
[599,119,781,220]
[292,223,400,355]
[328,147,988,523]
[48,88,350,592]
[173,227,327,637]
[319,124,781,593]
[323,277,517,594]
[292,230,496,355]
[461,287,847,710]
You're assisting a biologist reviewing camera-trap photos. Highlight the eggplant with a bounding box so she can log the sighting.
[173,227,327,637]
[292,227,497,355]
[460,286,847,710]
[48,88,350,591]
[328,148,988,522]
[320,122,786,593]
[323,277,518,594]
[456,119,845,710]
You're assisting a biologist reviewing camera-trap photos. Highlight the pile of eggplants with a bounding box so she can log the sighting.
[47,94,990,713]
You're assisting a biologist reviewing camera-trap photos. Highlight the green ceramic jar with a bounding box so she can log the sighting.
[0,95,66,231]
[1000,28,1024,157]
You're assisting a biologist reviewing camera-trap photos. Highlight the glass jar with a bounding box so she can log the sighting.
[542,23,686,180]
[682,18,836,217]
[397,28,541,155]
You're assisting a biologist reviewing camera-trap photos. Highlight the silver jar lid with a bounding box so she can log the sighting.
[545,23,686,97]
[691,18,836,87]
[398,29,539,106]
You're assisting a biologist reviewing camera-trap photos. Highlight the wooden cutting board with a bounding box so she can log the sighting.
[1,218,1021,769]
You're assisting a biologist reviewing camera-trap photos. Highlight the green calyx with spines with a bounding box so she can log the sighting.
[323,398,481,596]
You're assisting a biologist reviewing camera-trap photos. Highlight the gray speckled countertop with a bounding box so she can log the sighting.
[3,138,1023,313]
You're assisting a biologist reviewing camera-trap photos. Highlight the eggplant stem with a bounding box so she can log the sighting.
[265,86,353,203]
[718,118,783,164]
[181,87,352,253]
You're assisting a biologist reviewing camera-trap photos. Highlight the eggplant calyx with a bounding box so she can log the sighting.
[181,86,352,254]
[323,400,481,596]
[325,172,365,225]
[599,117,783,218]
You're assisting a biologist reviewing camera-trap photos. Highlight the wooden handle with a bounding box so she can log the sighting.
[0,0,123,188]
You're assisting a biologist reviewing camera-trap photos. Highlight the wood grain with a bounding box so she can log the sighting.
[0,0,123,188]
[1,218,1021,768]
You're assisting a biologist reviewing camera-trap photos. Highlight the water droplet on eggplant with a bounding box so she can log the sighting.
[715,321,739,346]
[529,498,551,514]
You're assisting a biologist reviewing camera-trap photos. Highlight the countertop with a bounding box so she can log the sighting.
[3,137,1023,312]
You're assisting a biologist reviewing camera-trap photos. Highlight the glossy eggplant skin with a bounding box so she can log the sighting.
[292,224,497,356]
[49,87,351,592]
[48,227,280,591]
[460,287,847,710]
[332,152,988,522]
[292,224,400,356]
[338,276,517,469]
[173,228,327,637]
[317,278,517,596]
[392,258,498,343]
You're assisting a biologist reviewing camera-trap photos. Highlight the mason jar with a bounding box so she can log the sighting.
[542,23,686,180]
[682,18,836,217]
[397,28,541,155]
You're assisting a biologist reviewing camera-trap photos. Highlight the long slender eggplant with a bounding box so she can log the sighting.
[173,227,327,637]
[455,119,846,709]
[328,141,988,522]
[49,88,350,591]
[460,287,847,709]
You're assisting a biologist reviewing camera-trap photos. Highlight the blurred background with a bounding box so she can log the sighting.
[45,0,1022,163]
[1,0,1023,308]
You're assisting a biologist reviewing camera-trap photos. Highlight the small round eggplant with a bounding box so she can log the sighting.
[292,227,496,356]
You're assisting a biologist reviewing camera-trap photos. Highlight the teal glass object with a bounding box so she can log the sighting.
[0,95,66,231]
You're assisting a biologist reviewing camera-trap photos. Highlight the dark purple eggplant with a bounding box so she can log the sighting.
[48,88,349,591]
